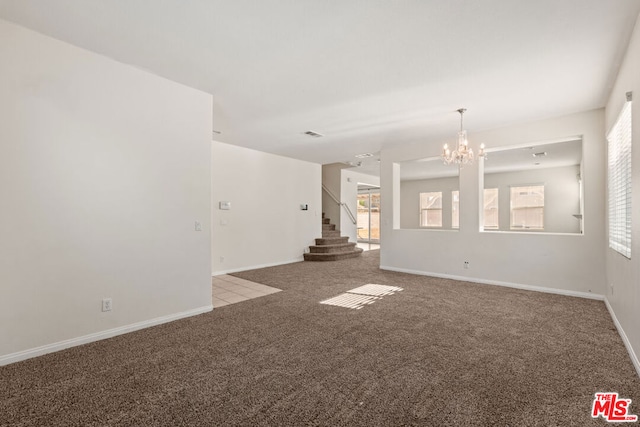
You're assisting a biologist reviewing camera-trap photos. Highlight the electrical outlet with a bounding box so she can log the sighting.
[102,298,112,312]
[195,221,202,231]
[220,256,225,263]
[610,283,614,295]
[464,261,470,269]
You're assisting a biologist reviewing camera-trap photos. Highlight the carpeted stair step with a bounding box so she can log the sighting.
[322,230,341,237]
[304,214,362,262]
[309,242,358,254]
[315,236,349,245]
[303,248,364,261]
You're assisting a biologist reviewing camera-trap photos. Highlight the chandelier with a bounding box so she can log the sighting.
[442,108,485,166]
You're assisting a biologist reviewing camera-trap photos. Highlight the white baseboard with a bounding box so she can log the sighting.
[0,305,213,367]
[604,298,640,379]
[379,265,605,301]
[213,257,303,276]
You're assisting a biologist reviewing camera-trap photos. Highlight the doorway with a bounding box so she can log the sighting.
[357,186,380,245]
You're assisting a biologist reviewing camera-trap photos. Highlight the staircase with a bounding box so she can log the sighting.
[303,214,364,261]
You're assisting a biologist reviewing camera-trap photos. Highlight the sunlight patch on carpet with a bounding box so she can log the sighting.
[320,293,379,309]
[320,284,403,309]
[347,284,403,297]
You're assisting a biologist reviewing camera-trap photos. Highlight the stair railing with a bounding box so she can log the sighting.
[322,184,357,225]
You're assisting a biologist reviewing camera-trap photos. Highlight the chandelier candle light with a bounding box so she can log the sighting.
[442,108,485,166]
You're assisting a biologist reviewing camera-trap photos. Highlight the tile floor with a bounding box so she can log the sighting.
[212,275,281,308]
[357,242,380,251]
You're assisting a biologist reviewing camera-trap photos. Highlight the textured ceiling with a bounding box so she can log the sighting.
[1,0,638,167]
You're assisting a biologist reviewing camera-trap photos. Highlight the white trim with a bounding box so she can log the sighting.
[0,305,213,367]
[213,257,303,276]
[379,265,604,300]
[604,298,640,379]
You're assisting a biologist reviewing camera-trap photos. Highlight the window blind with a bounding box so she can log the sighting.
[483,188,499,229]
[451,191,459,229]
[419,192,442,227]
[607,101,632,258]
[510,185,544,230]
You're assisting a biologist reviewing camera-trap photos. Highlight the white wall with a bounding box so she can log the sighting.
[400,166,580,232]
[0,20,213,364]
[322,163,346,227]
[341,169,380,242]
[605,14,640,375]
[381,109,606,298]
[211,141,321,274]
[400,176,459,229]
[485,165,581,233]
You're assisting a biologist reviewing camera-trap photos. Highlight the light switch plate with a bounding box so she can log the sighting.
[219,201,231,210]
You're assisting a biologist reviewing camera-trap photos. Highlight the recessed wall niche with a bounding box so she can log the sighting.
[481,138,583,234]
[398,156,460,230]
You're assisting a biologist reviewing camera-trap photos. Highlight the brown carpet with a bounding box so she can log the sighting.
[1,250,638,426]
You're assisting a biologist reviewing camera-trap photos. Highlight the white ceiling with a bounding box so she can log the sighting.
[484,138,582,174]
[1,1,638,167]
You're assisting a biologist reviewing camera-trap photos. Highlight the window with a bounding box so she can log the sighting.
[420,192,442,227]
[510,185,544,230]
[452,191,459,229]
[484,188,499,229]
[608,101,632,258]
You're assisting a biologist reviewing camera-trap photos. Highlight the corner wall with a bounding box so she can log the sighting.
[322,163,346,228]
[605,13,640,376]
[0,19,213,364]
[484,165,581,233]
[400,176,459,229]
[211,141,321,274]
[380,109,606,297]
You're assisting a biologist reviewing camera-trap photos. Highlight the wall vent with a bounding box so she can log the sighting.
[532,151,547,158]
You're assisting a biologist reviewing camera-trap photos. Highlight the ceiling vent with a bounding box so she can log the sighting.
[354,153,374,158]
[343,161,362,167]
[532,151,547,158]
[303,130,324,138]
